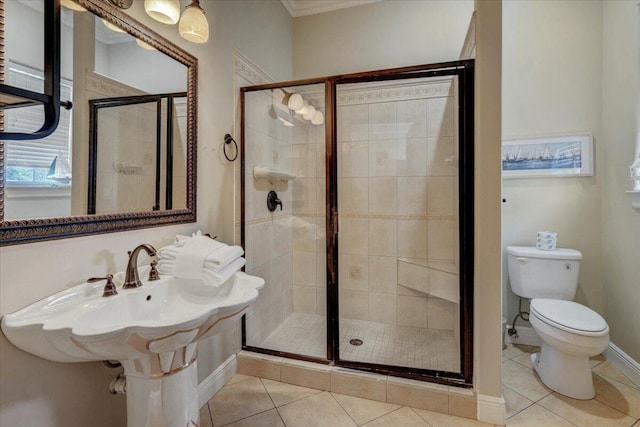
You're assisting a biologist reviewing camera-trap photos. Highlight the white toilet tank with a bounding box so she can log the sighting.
[506,246,582,300]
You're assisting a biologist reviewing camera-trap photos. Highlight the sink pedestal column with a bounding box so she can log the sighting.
[124,361,199,427]
[120,342,200,427]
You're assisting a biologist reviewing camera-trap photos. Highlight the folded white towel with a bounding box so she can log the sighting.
[202,257,246,287]
[158,257,246,287]
[173,236,226,280]
[207,246,244,270]
[158,241,243,272]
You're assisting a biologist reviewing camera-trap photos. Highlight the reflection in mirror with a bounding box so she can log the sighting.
[89,93,187,214]
[3,0,187,220]
[0,0,197,244]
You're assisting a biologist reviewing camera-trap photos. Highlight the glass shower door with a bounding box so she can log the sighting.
[242,83,328,361]
[335,74,465,375]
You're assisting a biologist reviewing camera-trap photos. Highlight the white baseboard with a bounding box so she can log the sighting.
[603,342,640,388]
[197,354,237,407]
[504,325,541,347]
[477,394,506,426]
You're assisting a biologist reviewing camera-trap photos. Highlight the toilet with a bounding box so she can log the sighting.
[506,246,609,400]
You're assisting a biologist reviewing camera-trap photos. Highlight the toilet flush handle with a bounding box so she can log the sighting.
[515,257,529,263]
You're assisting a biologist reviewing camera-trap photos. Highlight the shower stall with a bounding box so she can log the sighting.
[240,60,474,387]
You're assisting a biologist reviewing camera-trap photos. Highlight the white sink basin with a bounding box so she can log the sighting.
[1,270,264,427]
[1,271,263,363]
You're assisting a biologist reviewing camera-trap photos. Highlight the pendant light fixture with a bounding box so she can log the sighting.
[179,0,210,44]
[101,18,127,33]
[60,0,87,12]
[144,0,181,25]
[136,38,157,50]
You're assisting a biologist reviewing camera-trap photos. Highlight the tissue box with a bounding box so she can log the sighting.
[536,231,557,251]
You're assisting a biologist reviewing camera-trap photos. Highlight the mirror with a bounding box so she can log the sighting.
[0,0,197,245]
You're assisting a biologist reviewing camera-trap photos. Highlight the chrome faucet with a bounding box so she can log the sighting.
[123,244,157,289]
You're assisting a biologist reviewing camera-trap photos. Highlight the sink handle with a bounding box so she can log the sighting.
[88,274,118,297]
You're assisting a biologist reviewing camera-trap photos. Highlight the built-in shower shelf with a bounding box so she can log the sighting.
[253,166,297,184]
[397,258,459,303]
[627,190,640,213]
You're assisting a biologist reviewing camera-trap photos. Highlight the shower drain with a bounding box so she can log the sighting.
[349,338,364,346]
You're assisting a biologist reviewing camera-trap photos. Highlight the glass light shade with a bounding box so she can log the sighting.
[60,0,87,12]
[303,105,316,121]
[287,93,303,111]
[144,0,181,25]
[311,110,324,125]
[179,4,210,43]
[101,18,126,33]
[296,101,310,116]
[136,38,156,50]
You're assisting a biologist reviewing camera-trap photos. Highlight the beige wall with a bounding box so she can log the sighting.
[502,0,604,324]
[292,0,474,79]
[0,1,292,426]
[474,0,503,419]
[601,1,640,362]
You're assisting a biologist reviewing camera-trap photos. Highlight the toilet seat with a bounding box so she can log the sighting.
[530,299,608,337]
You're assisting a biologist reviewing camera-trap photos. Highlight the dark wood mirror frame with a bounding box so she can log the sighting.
[0,0,197,246]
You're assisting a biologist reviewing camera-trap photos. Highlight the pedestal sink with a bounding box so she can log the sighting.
[1,271,264,427]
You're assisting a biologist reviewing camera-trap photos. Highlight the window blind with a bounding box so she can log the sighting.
[4,62,73,169]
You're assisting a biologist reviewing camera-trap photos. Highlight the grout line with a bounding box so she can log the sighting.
[328,392,359,425]
[218,408,278,427]
[202,402,214,427]
[274,406,288,427]
[528,402,581,427]
[407,407,435,426]
[259,378,279,409]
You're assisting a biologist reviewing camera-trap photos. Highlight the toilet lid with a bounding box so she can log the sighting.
[530,299,608,333]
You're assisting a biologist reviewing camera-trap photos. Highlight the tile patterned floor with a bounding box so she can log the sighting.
[259,313,459,372]
[202,344,640,426]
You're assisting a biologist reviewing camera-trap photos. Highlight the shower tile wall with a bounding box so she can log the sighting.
[89,75,169,214]
[243,89,295,348]
[336,78,460,334]
[291,118,327,318]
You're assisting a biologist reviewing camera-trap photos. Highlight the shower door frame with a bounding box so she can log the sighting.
[240,60,475,388]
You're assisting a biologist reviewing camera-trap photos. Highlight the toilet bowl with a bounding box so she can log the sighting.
[506,246,610,400]
[529,298,609,400]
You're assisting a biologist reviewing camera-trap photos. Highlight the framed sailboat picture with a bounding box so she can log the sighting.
[502,133,593,178]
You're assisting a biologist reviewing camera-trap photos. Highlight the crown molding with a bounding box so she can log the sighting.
[280,0,383,18]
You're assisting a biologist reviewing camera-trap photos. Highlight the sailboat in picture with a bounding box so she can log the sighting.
[47,154,72,184]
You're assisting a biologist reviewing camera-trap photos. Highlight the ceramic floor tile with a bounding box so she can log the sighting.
[502,343,538,361]
[593,374,640,418]
[226,374,256,386]
[538,392,636,427]
[506,403,578,427]
[208,377,275,426]
[412,407,494,426]
[278,391,357,427]
[331,392,401,425]
[362,407,430,426]
[199,403,213,427]
[590,353,606,368]
[261,378,322,407]
[502,359,552,402]
[511,352,534,369]
[503,385,535,419]
[224,409,285,427]
[593,362,640,390]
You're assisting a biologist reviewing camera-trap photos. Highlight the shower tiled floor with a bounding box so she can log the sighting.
[259,312,459,373]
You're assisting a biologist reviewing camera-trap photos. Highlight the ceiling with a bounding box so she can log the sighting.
[280,0,383,17]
